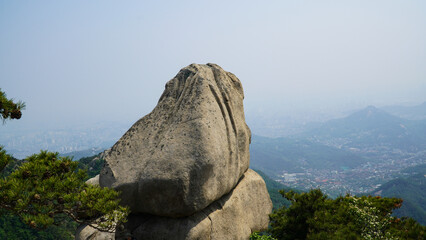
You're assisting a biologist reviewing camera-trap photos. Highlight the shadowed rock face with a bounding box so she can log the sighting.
[77,170,272,240]
[122,170,272,240]
[99,63,251,217]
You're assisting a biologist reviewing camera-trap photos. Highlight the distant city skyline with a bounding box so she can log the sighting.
[1,0,425,131]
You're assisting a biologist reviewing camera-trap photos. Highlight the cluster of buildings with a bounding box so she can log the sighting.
[277,151,425,197]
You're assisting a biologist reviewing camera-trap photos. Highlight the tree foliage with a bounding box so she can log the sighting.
[0,89,25,121]
[267,189,425,240]
[250,232,277,240]
[0,211,77,240]
[0,149,129,231]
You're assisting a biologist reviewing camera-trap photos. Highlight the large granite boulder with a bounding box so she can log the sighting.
[77,170,272,240]
[99,63,251,217]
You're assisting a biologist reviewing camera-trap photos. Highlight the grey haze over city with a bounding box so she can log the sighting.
[1,1,426,158]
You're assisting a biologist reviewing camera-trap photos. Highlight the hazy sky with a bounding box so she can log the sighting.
[1,0,425,130]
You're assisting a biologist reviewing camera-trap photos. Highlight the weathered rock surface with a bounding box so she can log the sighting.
[75,64,272,240]
[99,63,251,217]
[75,224,114,240]
[77,169,272,240]
[86,174,99,186]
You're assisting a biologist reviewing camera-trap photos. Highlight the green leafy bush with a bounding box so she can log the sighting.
[268,189,425,240]
[250,232,277,240]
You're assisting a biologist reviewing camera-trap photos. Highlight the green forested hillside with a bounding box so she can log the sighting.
[77,154,104,179]
[253,169,297,209]
[372,164,426,225]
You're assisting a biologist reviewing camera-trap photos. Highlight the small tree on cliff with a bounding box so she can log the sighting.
[0,89,129,231]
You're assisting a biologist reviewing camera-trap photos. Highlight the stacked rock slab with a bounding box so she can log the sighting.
[76,64,272,240]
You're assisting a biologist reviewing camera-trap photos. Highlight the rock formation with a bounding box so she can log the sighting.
[76,63,272,240]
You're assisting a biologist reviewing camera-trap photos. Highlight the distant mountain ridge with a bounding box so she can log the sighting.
[301,105,426,153]
[60,147,105,161]
[381,102,426,120]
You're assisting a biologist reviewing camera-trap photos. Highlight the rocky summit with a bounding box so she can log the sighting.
[99,63,252,217]
[76,64,272,240]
